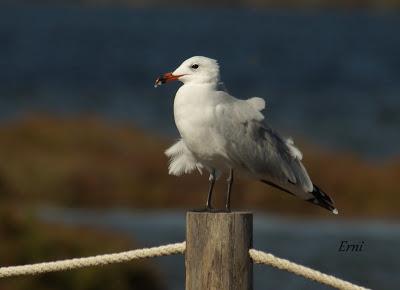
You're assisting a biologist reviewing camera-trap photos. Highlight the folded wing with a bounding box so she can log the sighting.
[215,92,313,199]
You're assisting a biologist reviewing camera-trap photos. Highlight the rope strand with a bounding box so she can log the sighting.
[249,249,370,290]
[0,242,370,289]
[0,242,185,278]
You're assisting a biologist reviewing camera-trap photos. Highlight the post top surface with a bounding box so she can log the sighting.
[187,211,253,216]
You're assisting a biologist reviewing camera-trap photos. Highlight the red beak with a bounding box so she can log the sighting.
[154,72,183,87]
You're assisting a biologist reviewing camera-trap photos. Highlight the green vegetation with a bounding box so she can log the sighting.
[0,115,398,218]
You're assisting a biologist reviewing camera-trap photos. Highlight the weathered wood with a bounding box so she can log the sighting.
[185,211,253,290]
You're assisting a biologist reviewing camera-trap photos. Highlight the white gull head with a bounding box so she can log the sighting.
[155,56,220,87]
[173,56,220,85]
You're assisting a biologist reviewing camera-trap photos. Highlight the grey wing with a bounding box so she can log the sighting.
[216,96,313,199]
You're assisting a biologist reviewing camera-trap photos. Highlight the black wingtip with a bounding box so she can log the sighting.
[260,179,338,214]
[307,184,338,215]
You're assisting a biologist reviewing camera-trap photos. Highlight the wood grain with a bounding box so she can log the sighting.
[185,211,253,290]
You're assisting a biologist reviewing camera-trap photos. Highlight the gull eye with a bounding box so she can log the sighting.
[191,64,199,69]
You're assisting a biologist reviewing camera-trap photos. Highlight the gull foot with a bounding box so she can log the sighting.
[224,207,231,213]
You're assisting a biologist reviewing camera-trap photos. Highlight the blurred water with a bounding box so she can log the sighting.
[39,208,400,290]
[0,8,400,158]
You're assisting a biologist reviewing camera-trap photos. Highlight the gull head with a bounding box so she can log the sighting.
[155,56,220,87]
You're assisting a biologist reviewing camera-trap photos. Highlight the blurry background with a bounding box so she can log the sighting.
[0,1,399,289]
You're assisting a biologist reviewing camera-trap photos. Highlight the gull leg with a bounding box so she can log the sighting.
[205,169,216,210]
[225,168,234,212]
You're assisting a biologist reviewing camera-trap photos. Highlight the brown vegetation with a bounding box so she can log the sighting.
[0,115,398,218]
[0,204,165,290]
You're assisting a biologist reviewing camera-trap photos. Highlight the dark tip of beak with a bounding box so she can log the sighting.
[154,72,181,88]
[154,75,166,88]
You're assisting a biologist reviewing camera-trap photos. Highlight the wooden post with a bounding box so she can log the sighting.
[185,211,253,290]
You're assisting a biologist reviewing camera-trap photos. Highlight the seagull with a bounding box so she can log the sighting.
[155,56,338,214]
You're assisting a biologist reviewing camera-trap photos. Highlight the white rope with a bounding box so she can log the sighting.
[0,242,186,278]
[0,241,370,289]
[249,249,370,290]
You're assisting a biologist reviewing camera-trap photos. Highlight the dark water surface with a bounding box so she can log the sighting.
[39,208,400,290]
[0,8,400,158]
